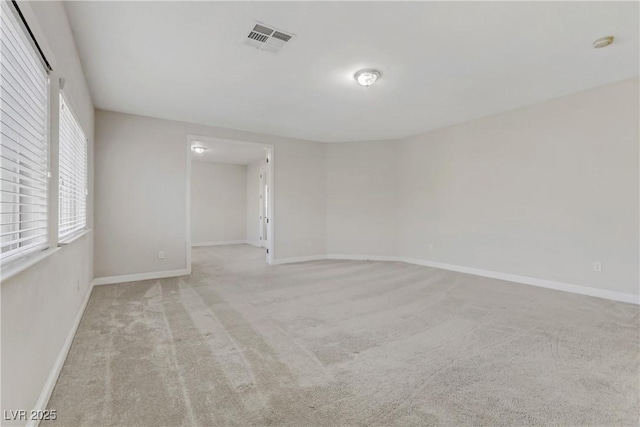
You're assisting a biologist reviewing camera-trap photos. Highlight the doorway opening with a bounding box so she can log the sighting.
[186,135,275,271]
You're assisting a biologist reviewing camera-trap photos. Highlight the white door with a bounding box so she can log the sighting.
[259,166,268,248]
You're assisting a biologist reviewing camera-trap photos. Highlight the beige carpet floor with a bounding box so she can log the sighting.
[45,245,638,426]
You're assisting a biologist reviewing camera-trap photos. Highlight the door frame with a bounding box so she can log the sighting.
[186,135,275,266]
[258,164,267,248]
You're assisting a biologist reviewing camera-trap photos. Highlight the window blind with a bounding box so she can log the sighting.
[0,1,50,264]
[58,94,87,240]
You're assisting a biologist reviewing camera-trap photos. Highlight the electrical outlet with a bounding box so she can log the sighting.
[158,251,165,260]
[593,262,602,272]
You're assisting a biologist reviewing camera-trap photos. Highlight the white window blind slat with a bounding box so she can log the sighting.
[59,161,84,179]
[1,153,48,176]
[1,224,47,238]
[59,218,85,228]
[0,17,47,86]
[0,231,47,249]
[0,34,45,92]
[0,199,48,207]
[0,50,47,103]
[0,167,47,187]
[59,120,84,156]
[1,127,48,160]
[2,218,46,227]
[0,188,47,199]
[0,1,50,265]
[0,212,47,219]
[1,68,47,119]
[1,102,46,140]
[58,94,87,241]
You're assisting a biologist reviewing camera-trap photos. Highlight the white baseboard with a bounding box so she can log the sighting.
[92,268,190,286]
[326,254,400,262]
[192,240,247,247]
[324,254,638,305]
[272,255,328,265]
[246,240,264,248]
[28,280,95,427]
[400,257,638,305]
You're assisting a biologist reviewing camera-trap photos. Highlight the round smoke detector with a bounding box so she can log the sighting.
[593,36,614,49]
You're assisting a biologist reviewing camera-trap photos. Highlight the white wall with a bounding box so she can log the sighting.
[326,141,398,256]
[96,79,638,298]
[95,112,187,277]
[191,161,247,244]
[397,78,639,296]
[94,110,326,278]
[323,78,639,298]
[246,159,265,246]
[1,1,95,423]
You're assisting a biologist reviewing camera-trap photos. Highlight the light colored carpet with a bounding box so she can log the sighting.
[45,245,638,426]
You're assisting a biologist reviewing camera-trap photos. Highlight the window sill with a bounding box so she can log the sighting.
[1,246,61,283]
[1,230,93,282]
[59,229,92,246]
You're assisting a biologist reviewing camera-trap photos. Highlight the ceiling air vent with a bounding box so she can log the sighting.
[244,22,295,53]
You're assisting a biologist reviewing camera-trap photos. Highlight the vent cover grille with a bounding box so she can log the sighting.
[271,31,292,42]
[248,31,269,43]
[243,22,294,53]
[253,24,273,36]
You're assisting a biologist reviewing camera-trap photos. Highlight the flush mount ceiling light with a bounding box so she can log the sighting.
[192,146,207,154]
[593,36,614,48]
[354,69,381,87]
